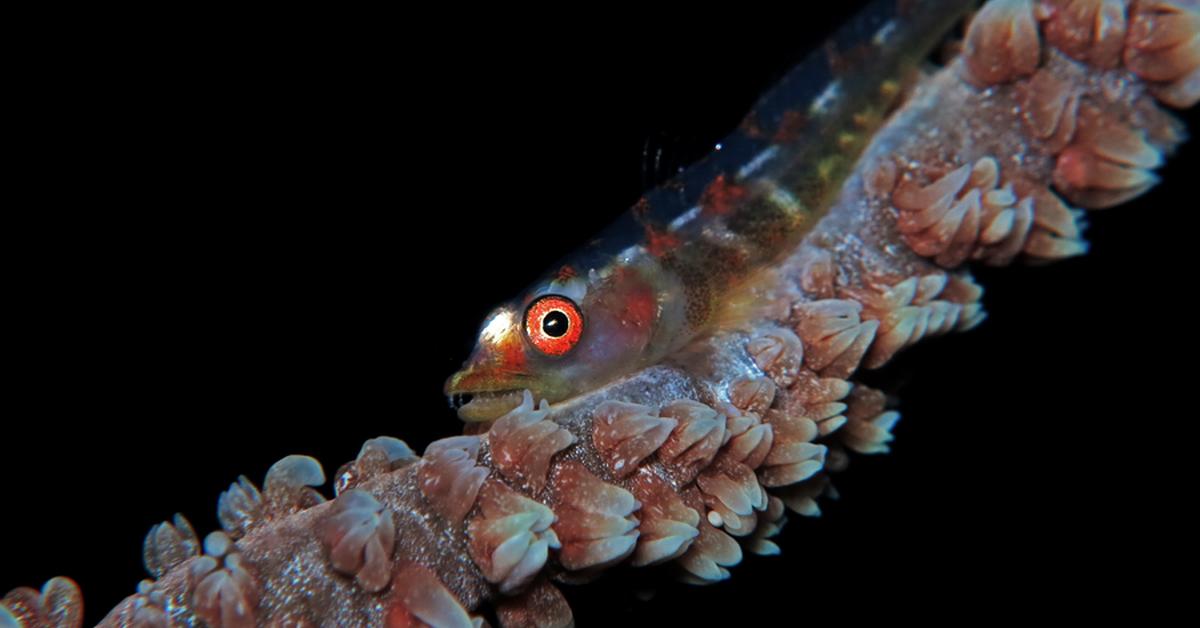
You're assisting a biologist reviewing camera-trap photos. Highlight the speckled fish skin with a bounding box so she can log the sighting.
[444,0,976,422]
[5,1,1198,626]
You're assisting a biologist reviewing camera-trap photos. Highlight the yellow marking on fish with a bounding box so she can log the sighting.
[817,155,840,182]
[880,79,900,99]
[853,109,882,129]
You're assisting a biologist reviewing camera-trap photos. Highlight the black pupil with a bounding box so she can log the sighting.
[542,310,569,338]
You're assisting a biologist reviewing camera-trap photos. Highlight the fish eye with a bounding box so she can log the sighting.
[524,295,583,356]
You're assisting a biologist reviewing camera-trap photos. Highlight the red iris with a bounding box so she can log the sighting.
[524,295,583,356]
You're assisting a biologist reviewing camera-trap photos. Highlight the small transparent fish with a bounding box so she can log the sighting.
[446,1,976,420]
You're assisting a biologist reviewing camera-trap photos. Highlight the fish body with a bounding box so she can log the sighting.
[446,0,977,421]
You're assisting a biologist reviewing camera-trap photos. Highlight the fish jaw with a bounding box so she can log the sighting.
[447,388,527,421]
[443,363,531,422]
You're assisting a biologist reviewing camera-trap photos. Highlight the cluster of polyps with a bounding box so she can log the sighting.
[3,1,1197,626]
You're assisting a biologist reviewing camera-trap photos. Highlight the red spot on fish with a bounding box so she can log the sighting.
[773,109,810,144]
[701,174,749,217]
[741,115,766,139]
[645,229,680,257]
[826,40,874,76]
[632,197,652,220]
[825,40,849,74]
[625,286,656,330]
[612,267,657,331]
[556,265,577,281]
[633,196,681,257]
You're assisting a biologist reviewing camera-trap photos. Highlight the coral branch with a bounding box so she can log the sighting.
[4,2,1196,625]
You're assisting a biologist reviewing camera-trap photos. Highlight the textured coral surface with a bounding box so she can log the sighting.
[4,1,1198,626]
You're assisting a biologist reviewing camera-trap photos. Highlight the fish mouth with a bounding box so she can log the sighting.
[447,389,526,422]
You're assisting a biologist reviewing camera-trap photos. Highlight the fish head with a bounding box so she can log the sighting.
[445,265,663,421]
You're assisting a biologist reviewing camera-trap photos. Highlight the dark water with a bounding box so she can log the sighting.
[4,2,1194,624]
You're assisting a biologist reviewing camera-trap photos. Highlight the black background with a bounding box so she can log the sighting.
[4,3,1194,625]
